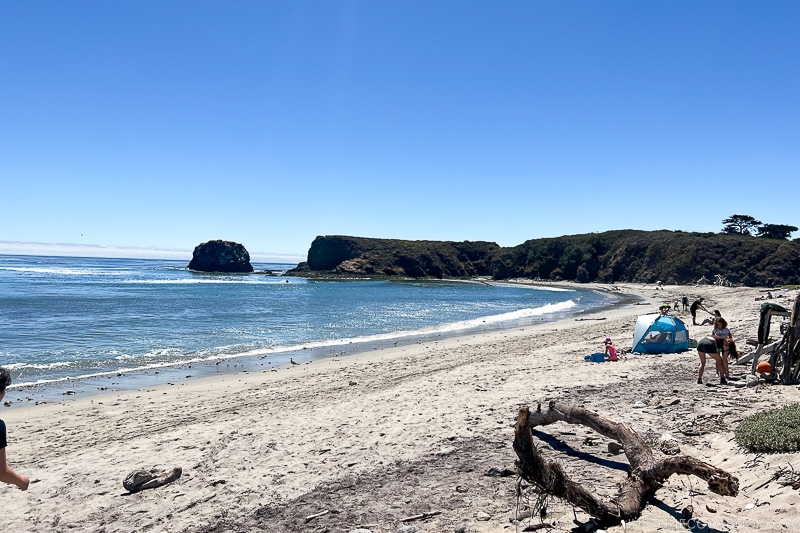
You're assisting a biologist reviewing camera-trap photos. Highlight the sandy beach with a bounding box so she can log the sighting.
[3,282,800,532]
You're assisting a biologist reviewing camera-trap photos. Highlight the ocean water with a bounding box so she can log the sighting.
[0,254,616,397]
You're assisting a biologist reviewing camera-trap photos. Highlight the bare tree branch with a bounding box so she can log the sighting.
[513,402,738,527]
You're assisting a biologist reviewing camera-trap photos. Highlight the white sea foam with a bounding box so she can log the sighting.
[201,299,579,359]
[3,361,78,374]
[121,278,290,285]
[0,266,110,276]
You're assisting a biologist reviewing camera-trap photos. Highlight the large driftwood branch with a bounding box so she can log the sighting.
[513,402,738,527]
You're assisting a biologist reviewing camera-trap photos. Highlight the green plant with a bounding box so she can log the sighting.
[735,403,800,453]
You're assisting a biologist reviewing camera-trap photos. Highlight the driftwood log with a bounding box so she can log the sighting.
[123,466,183,493]
[513,402,739,527]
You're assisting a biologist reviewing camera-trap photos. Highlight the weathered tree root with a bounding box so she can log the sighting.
[123,466,183,493]
[513,402,738,528]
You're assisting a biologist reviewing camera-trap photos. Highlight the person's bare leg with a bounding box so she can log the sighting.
[697,351,707,383]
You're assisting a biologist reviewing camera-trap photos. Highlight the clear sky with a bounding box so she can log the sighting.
[2,1,798,262]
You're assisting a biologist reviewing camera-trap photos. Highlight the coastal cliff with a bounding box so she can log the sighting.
[288,231,800,286]
[286,235,499,279]
[491,230,800,286]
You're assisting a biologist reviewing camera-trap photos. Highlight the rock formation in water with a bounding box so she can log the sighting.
[188,240,254,273]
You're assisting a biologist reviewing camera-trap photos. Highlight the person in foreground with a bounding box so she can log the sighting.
[696,337,737,385]
[0,367,30,491]
[696,337,726,385]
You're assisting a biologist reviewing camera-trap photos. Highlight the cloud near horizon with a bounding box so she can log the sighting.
[0,241,304,264]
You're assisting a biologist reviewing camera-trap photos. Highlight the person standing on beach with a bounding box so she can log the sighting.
[690,298,709,325]
[0,368,29,491]
[712,316,732,354]
[682,295,689,312]
[696,337,728,385]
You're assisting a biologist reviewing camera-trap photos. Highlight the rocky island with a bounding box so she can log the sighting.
[187,240,254,273]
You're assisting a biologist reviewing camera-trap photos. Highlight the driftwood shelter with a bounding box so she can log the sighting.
[513,402,739,528]
[738,293,800,384]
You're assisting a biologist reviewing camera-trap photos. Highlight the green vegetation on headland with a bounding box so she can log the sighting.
[286,230,800,286]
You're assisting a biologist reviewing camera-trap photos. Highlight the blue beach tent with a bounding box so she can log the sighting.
[632,314,689,354]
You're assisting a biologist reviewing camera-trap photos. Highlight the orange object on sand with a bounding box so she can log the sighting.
[757,361,771,373]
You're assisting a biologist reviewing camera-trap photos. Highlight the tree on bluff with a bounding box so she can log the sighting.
[721,214,762,235]
[757,223,799,241]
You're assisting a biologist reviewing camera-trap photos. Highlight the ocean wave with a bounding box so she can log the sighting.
[3,360,78,371]
[198,299,580,359]
[0,266,108,276]
[5,299,582,390]
[121,278,292,285]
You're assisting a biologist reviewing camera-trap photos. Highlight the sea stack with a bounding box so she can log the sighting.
[188,240,254,273]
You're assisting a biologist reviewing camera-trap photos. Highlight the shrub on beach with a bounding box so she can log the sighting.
[735,403,800,453]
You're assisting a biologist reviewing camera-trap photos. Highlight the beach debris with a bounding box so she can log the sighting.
[753,464,800,491]
[485,466,515,477]
[659,437,681,456]
[123,466,182,493]
[304,509,331,523]
[399,510,442,522]
[513,402,738,528]
[3,401,11,407]
[608,442,624,455]
[434,446,457,456]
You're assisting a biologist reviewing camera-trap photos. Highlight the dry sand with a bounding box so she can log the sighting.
[2,282,800,532]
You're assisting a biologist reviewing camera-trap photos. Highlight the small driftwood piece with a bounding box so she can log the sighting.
[513,402,738,528]
[305,509,331,523]
[400,510,442,522]
[123,466,183,493]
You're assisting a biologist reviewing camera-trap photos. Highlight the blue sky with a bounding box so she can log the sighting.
[2,1,798,262]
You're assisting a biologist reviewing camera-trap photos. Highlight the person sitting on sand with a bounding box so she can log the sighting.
[700,309,722,326]
[0,367,30,491]
[696,337,728,385]
[690,298,710,325]
[604,338,618,361]
[659,304,671,315]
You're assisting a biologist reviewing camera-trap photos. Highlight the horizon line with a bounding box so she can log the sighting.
[0,240,305,264]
